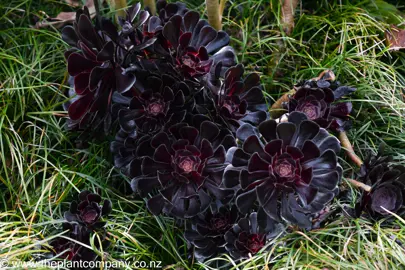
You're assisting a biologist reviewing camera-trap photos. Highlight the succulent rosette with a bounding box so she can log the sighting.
[198,64,268,132]
[62,4,155,133]
[50,191,111,268]
[64,190,112,228]
[224,211,283,260]
[285,71,356,132]
[144,3,236,78]
[184,204,239,261]
[130,119,236,218]
[346,146,405,219]
[224,112,342,229]
[118,74,193,134]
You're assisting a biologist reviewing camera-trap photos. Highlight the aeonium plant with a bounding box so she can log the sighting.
[224,112,342,229]
[64,190,112,228]
[197,64,268,133]
[185,205,284,262]
[148,1,236,78]
[284,70,356,132]
[50,191,112,267]
[130,118,236,218]
[58,0,385,264]
[184,204,240,261]
[224,210,283,260]
[346,145,405,220]
[62,1,237,142]
[62,4,154,134]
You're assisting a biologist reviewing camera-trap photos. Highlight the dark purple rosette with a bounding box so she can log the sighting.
[285,71,356,132]
[198,64,268,133]
[49,191,112,269]
[145,4,236,78]
[184,205,239,261]
[118,74,193,135]
[130,119,236,218]
[61,4,155,133]
[224,112,342,229]
[346,145,405,220]
[224,211,283,260]
[110,128,149,176]
[156,0,189,23]
[64,190,112,228]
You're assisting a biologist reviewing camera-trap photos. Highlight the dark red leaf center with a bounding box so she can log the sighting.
[81,209,99,224]
[247,234,265,254]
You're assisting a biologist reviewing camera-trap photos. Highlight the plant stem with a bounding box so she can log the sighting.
[219,0,227,16]
[339,131,363,167]
[313,69,335,81]
[270,89,295,118]
[206,0,222,30]
[143,0,156,15]
[280,0,299,35]
[346,178,371,192]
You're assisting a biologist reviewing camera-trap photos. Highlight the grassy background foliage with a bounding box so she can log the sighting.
[1,0,405,269]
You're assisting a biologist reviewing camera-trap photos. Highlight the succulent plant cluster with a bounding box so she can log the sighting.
[50,191,112,266]
[58,0,403,264]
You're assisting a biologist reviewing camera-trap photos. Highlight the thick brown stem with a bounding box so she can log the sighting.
[312,69,335,82]
[108,0,127,20]
[143,0,156,15]
[280,0,299,35]
[206,0,222,30]
[347,179,371,192]
[339,131,363,167]
[270,89,295,118]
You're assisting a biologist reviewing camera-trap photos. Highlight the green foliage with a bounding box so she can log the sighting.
[0,0,405,269]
